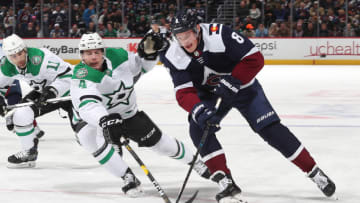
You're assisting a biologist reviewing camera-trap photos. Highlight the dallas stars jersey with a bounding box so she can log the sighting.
[71,48,156,127]
[0,47,73,97]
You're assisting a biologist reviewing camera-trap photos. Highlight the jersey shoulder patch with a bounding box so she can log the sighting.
[26,47,45,76]
[0,57,18,77]
[164,41,191,70]
[72,63,106,83]
[105,48,128,70]
[201,23,225,53]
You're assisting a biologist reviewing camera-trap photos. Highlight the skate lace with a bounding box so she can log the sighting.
[14,150,29,160]
[312,172,329,190]
[193,159,208,176]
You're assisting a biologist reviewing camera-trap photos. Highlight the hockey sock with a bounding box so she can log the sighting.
[15,124,37,150]
[203,152,231,174]
[289,146,316,173]
[150,134,193,164]
[93,139,128,177]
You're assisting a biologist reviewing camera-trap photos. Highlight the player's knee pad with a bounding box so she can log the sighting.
[258,121,301,157]
[12,106,35,126]
[123,111,162,147]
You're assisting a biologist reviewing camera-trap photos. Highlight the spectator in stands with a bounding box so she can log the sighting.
[303,22,316,37]
[51,5,66,30]
[97,23,106,37]
[104,22,117,37]
[111,9,123,25]
[50,23,65,38]
[135,15,150,37]
[242,23,256,37]
[268,22,279,37]
[273,3,288,22]
[319,23,329,37]
[69,24,82,38]
[82,2,96,27]
[88,21,96,33]
[293,22,304,37]
[23,22,37,38]
[249,3,261,25]
[71,4,82,26]
[264,4,276,27]
[117,23,131,37]
[237,1,249,21]
[278,22,290,37]
[255,23,269,37]
[3,8,15,36]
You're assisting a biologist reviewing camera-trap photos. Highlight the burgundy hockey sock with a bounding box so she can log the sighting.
[205,154,231,174]
[292,148,316,173]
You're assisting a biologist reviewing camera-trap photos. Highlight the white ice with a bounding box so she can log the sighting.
[1,65,359,203]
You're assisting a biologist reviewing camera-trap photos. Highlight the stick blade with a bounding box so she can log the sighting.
[184,190,199,203]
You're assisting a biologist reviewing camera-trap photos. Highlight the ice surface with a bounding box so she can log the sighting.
[1,65,359,203]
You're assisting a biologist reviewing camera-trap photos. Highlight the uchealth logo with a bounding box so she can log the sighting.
[305,41,360,57]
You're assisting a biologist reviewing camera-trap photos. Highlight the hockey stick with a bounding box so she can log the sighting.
[6,96,72,110]
[175,98,222,203]
[121,139,198,203]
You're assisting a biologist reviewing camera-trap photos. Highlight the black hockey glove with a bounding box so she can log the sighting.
[6,114,14,131]
[191,102,221,134]
[0,96,7,117]
[36,86,57,108]
[137,32,169,60]
[213,75,242,101]
[99,113,124,145]
[22,89,42,103]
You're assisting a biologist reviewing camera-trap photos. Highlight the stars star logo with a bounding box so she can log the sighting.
[103,82,134,109]
[29,79,47,91]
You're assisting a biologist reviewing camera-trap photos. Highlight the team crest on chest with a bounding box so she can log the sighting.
[103,82,134,109]
[31,55,42,65]
[76,68,88,78]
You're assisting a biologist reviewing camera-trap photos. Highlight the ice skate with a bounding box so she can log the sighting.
[121,168,143,197]
[308,166,336,197]
[211,171,248,203]
[192,158,211,179]
[7,138,39,168]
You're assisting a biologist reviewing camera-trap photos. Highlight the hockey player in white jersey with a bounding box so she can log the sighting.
[70,33,210,197]
[0,34,74,168]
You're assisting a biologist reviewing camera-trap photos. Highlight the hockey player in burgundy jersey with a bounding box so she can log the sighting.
[159,9,336,203]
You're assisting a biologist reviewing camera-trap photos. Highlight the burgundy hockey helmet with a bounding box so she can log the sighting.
[171,9,201,35]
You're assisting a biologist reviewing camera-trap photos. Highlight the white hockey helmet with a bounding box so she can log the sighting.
[2,34,27,56]
[79,33,104,51]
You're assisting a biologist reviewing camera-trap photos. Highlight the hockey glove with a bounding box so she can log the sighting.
[5,114,14,131]
[137,32,169,60]
[99,113,124,145]
[22,90,42,103]
[36,86,57,108]
[213,75,242,101]
[0,96,7,117]
[191,102,221,134]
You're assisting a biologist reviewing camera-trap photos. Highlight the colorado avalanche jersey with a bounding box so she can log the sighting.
[71,48,156,127]
[0,47,73,97]
[159,23,263,112]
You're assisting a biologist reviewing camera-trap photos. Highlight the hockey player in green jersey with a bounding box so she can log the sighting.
[71,33,210,197]
[0,34,74,168]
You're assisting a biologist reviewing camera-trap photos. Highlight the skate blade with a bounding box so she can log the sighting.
[7,161,36,169]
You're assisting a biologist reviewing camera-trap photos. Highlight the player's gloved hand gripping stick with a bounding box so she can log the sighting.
[176,98,222,203]
[100,114,198,203]
[3,96,71,116]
